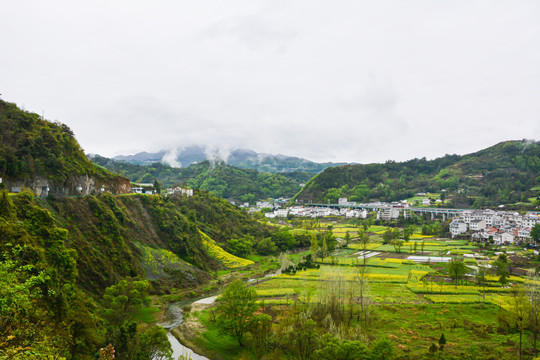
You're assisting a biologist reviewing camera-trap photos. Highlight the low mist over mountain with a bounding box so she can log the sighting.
[112,146,347,173]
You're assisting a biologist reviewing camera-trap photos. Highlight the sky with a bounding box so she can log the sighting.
[1,1,540,164]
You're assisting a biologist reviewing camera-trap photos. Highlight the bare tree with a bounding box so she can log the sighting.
[354,265,372,328]
[358,229,370,267]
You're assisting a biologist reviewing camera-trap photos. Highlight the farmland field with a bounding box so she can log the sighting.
[191,221,540,360]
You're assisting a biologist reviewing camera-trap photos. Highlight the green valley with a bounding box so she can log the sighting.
[3,99,540,360]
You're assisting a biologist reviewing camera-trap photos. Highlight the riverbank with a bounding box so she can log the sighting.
[171,298,218,360]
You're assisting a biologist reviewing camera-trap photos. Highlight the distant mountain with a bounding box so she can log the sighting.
[112,146,346,173]
[92,155,314,203]
[293,140,540,209]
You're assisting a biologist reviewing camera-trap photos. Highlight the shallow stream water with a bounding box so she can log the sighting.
[158,299,211,360]
[158,271,279,359]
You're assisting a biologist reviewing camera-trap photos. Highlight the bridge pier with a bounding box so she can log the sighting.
[431,212,434,220]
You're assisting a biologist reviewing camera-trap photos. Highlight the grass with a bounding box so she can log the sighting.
[374,303,516,359]
[256,288,296,297]
[424,294,494,304]
[347,242,383,250]
[196,310,243,360]
[135,306,160,323]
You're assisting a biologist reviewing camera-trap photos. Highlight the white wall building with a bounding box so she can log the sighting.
[469,220,487,231]
[275,209,289,218]
[450,221,468,237]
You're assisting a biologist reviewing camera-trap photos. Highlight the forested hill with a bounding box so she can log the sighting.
[92,155,313,202]
[0,188,277,358]
[0,100,130,194]
[293,140,540,208]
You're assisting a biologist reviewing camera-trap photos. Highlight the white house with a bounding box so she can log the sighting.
[523,216,540,229]
[469,219,487,231]
[493,232,514,245]
[450,221,468,237]
[518,228,531,241]
[377,207,400,221]
[338,198,348,205]
[275,209,289,218]
[422,198,431,206]
[256,201,272,209]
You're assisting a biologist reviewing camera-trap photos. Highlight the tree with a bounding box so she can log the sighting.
[256,238,278,255]
[438,333,446,359]
[392,228,401,241]
[475,266,488,302]
[315,334,369,360]
[103,279,150,340]
[390,239,404,253]
[310,234,319,260]
[531,223,540,243]
[354,266,372,328]
[494,258,510,287]
[153,179,162,194]
[344,231,351,246]
[101,279,169,358]
[447,259,467,285]
[510,288,530,360]
[321,237,328,261]
[403,226,414,241]
[136,326,173,360]
[249,313,272,356]
[283,318,318,360]
[361,220,369,232]
[227,236,253,257]
[370,338,395,360]
[215,280,258,347]
[0,246,49,358]
[358,229,369,266]
[382,228,393,244]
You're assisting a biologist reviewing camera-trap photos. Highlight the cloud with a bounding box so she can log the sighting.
[161,149,182,168]
[1,1,539,164]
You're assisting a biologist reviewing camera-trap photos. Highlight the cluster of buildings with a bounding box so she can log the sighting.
[263,205,368,219]
[131,184,194,197]
[450,210,540,244]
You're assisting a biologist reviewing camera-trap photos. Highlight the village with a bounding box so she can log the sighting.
[251,196,540,245]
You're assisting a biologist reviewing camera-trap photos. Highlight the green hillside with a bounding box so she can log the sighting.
[0,100,129,194]
[294,140,540,208]
[92,155,313,202]
[0,187,279,359]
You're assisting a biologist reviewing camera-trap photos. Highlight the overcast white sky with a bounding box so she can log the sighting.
[2,1,540,164]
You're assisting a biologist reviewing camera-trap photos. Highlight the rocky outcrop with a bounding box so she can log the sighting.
[2,174,131,196]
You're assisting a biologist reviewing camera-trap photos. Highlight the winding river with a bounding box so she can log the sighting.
[158,297,214,360]
[158,272,279,359]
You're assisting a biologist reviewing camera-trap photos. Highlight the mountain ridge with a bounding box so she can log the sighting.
[110,145,348,173]
[293,139,540,209]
